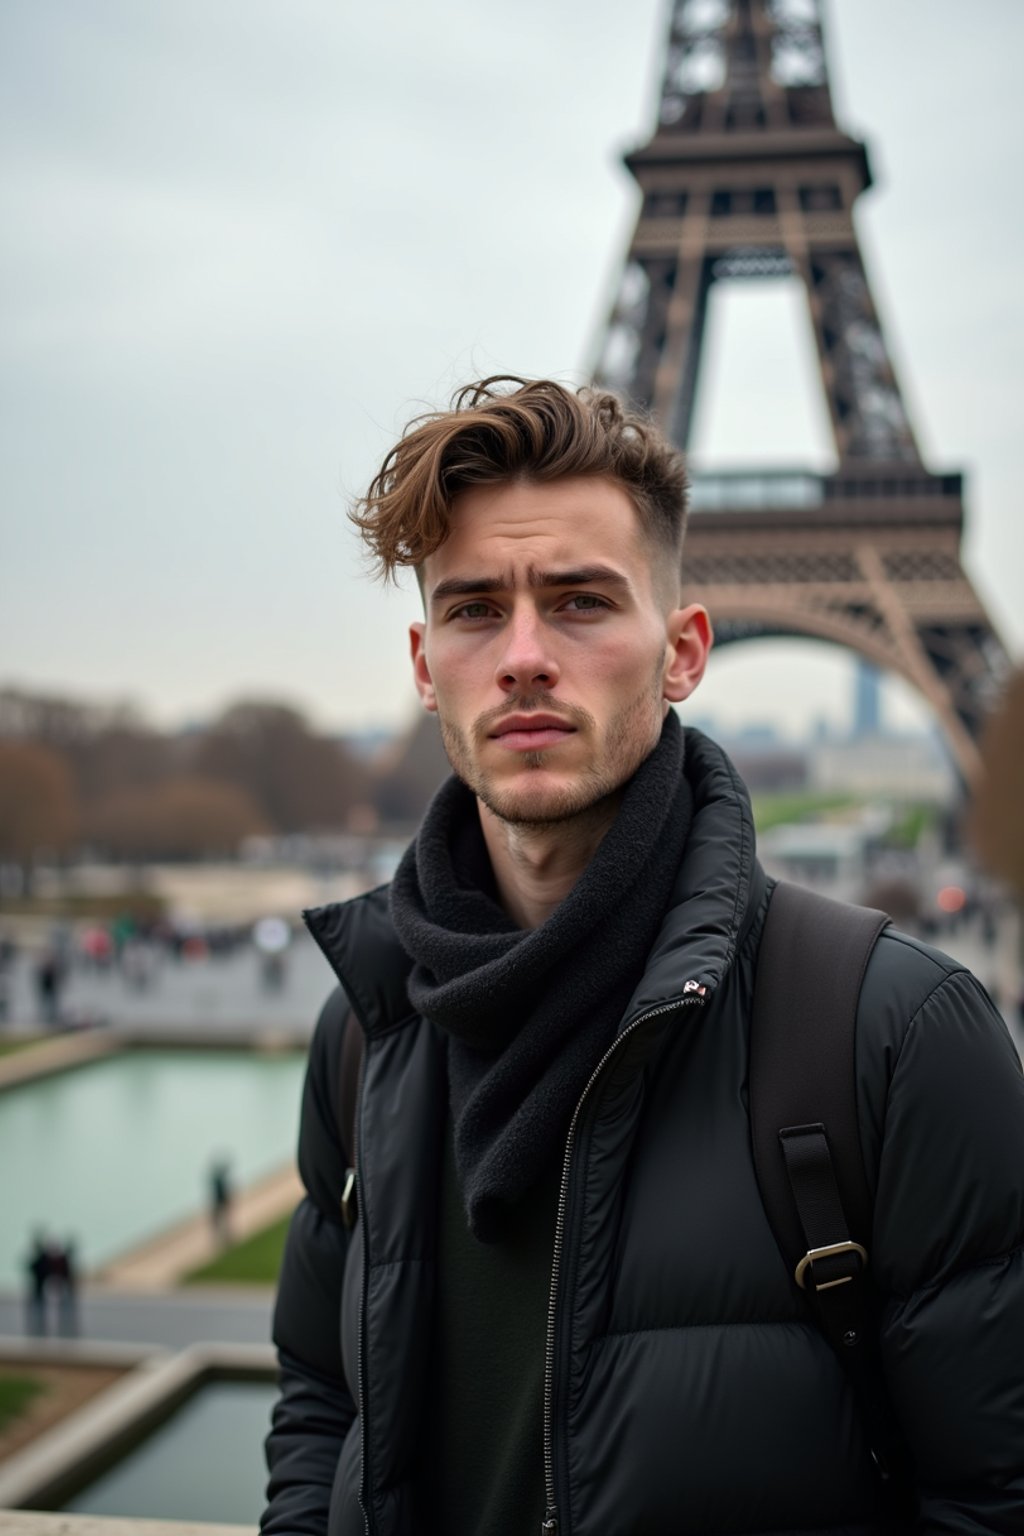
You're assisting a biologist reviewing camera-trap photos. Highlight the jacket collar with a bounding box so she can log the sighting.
[304,727,760,1038]
[619,727,760,1025]
[304,882,413,1038]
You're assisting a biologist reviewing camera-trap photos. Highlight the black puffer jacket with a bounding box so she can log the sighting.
[263,732,1024,1535]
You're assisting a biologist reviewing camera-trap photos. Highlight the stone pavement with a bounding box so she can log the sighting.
[0,1515,250,1534]
[0,933,332,1040]
[0,1033,119,1092]
[0,1290,273,1353]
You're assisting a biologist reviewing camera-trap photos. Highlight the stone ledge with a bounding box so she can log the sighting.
[0,1339,159,1372]
[0,1515,251,1534]
[0,1028,305,1095]
[0,1033,119,1093]
[0,1345,274,1513]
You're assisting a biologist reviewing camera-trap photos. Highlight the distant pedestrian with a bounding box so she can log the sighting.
[0,932,14,1022]
[261,951,286,991]
[121,937,155,992]
[34,952,63,1026]
[209,1159,233,1245]
[254,916,290,993]
[80,925,113,971]
[51,1240,79,1336]
[25,1232,50,1335]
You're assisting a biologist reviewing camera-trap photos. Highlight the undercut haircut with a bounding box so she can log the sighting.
[350,376,689,586]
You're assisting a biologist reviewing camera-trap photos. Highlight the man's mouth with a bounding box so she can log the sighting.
[488,714,578,751]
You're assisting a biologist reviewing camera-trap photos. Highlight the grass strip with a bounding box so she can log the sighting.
[0,1036,46,1058]
[751,791,856,833]
[184,1213,291,1285]
[0,1373,45,1432]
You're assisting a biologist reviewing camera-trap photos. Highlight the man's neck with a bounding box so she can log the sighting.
[477,796,621,930]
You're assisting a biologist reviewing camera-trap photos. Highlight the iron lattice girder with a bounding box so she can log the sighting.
[596,1,914,464]
[597,135,916,463]
[659,0,833,131]
[593,0,1009,773]
[682,495,1010,779]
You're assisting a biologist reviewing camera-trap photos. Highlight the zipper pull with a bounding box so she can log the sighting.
[541,1509,559,1535]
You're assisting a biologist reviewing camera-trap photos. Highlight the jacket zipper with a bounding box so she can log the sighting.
[540,987,707,1536]
[355,1056,373,1536]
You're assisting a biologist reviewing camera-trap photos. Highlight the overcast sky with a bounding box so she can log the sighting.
[2,0,1021,743]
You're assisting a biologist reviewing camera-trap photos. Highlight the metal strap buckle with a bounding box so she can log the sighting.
[794,1239,868,1291]
[340,1168,358,1230]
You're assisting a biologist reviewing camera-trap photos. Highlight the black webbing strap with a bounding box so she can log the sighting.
[780,1118,910,1500]
[779,1123,868,1292]
[750,881,912,1500]
[338,1006,365,1229]
[750,882,886,1264]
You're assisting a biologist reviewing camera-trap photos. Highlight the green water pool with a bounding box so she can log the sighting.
[0,1048,306,1290]
[64,1378,278,1523]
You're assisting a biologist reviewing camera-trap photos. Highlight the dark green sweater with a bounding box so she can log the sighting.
[418,1117,562,1534]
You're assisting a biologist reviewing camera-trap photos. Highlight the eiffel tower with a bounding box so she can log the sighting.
[594,0,1008,783]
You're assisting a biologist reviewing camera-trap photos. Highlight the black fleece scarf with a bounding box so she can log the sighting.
[389,711,693,1240]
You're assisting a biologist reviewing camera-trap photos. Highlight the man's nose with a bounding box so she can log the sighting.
[495,606,560,693]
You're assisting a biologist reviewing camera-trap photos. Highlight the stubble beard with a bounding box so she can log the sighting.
[437,662,668,831]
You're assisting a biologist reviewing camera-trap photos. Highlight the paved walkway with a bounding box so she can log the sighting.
[0,932,332,1038]
[96,1164,302,1291]
[0,1515,250,1534]
[0,1289,273,1352]
[0,1032,119,1092]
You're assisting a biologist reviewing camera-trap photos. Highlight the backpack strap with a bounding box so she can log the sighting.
[750,880,911,1495]
[751,880,885,1280]
[338,1005,365,1230]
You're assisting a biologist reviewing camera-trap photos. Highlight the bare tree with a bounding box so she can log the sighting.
[0,741,79,889]
[194,699,369,831]
[85,776,268,860]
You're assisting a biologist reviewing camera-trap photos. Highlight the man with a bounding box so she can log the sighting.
[263,378,1024,1535]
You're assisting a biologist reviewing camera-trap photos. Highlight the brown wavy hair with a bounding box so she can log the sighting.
[350,376,688,585]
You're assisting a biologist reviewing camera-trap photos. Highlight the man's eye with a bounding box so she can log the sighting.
[563,594,607,611]
[452,602,493,620]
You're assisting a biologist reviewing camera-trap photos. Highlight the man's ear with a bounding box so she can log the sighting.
[663,603,713,704]
[409,622,438,713]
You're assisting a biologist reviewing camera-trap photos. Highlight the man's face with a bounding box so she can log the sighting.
[409,476,710,826]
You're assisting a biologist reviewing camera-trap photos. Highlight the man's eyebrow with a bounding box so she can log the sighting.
[429,566,631,605]
[429,576,507,604]
[529,565,631,591]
